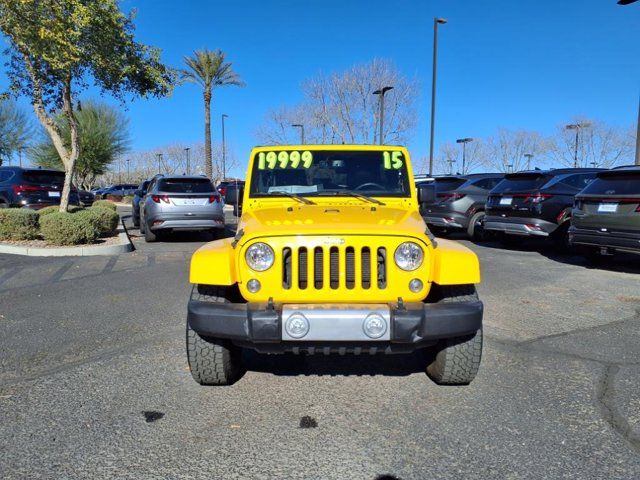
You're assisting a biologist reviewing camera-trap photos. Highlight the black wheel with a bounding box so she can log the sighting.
[186,285,246,386]
[551,222,570,252]
[467,211,486,241]
[132,210,139,227]
[425,285,483,385]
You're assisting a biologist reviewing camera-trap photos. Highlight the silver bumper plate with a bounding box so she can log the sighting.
[281,304,391,341]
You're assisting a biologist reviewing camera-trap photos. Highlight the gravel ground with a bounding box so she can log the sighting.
[0,215,638,479]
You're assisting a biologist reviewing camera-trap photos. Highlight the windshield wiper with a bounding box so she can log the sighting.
[268,190,316,205]
[315,190,386,206]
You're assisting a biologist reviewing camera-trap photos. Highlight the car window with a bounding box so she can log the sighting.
[434,177,467,192]
[158,178,214,193]
[492,174,553,193]
[551,173,596,190]
[579,173,640,196]
[0,171,14,182]
[22,171,65,185]
[473,177,502,190]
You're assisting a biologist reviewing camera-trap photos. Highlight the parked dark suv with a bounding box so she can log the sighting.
[0,166,79,209]
[570,166,640,258]
[421,173,504,239]
[217,179,245,216]
[484,168,603,247]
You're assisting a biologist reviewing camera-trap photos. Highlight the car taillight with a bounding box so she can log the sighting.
[208,195,221,203]
[12,184,44,194]
[151,195,170,204]
[437,193,466,201]
[524,193,552,204]
[218,187,227,196]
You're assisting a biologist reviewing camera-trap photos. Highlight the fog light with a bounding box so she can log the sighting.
[246,279,261,293]
[285,314,310,339]
[363,313,387,339]
[409,278,423,292]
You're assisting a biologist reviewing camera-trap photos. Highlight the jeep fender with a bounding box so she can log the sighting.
[190,238,237,286]
[430,238,481,285]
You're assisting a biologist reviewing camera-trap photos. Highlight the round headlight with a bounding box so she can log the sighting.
[394,242,424,271]
[245,243,275,271]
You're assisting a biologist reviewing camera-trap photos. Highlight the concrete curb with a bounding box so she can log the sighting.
[0,226,133,257]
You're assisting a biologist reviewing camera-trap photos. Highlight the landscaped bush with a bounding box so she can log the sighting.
[92,200,117,211]
[0,209,40,241]
[37,205,83,217]
[40,211,99,245]
[86,206,120,236]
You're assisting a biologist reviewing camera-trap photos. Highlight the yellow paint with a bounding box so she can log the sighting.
[190,145,481,301]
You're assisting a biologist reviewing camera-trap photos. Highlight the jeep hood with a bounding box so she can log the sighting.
[237,204,428,242]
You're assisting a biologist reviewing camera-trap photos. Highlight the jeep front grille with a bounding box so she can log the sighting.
[282,246,387,290]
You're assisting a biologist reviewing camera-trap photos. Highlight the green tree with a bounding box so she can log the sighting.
[30,101,130,189]
[181,49,244,180]
[0,0,173,210]
[0,99,32,165]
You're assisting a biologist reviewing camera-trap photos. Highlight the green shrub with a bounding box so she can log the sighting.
[86,206,120,236]
[0,209,40,241]
[92,200,117,211]
[40,211,99,245]
[37,205,83,217]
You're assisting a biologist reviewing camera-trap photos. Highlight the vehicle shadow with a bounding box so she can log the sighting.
[243,349,428,377]
[472,235,640,275]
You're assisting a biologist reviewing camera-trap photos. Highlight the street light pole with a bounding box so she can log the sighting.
[373,86,394,145]
[221,114,228,181]
[291,124,305,144]
[524,153,533,170]
[126,158,131,182]
[565,123,591,168]
[184,147,191,175]
[156,153,163,174]
[428,17,447,176]
[456,137,473,174]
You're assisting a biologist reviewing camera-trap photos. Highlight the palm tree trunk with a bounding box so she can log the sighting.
[204,90,212,179]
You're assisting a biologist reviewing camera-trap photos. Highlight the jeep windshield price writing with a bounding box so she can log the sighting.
[257,150,314,170]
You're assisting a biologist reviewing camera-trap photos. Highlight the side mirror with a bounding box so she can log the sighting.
[417,184,436,205]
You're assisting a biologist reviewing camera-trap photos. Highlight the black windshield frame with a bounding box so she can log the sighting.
[249,149,411,199]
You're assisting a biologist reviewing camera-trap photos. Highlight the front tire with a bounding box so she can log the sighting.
[467,211,486,240]
[426,285,483,385]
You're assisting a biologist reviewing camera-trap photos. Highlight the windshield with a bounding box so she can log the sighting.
[579,173,640,196]
[249,149,411,198]
[434,177,467,192]
[158,178,214,193]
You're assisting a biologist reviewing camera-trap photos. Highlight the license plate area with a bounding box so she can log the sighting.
[281,304,391,341]
[598,203,617,213]
[499,196,512,206]
[48,191,61,198]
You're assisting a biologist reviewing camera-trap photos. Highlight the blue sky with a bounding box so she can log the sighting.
[1,0,639,177]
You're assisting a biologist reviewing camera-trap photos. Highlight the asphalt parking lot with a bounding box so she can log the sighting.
[0,208,639,479]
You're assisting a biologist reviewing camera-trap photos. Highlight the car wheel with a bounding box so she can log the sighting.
[467,211,486,241]
[186,285,245,386]
[144,225,157,242]
[132,210,139,227]
[425,285,482,385]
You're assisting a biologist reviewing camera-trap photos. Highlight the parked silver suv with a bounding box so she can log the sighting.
[139,175,224,242]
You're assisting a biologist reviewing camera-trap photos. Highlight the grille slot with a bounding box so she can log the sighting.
[330,247,340,289]
[345,247,355,289]
[298,247,308,289]
[314,247,323,289]
[361,247,371,289]
[282,247,292,289]
[377,247,387,289]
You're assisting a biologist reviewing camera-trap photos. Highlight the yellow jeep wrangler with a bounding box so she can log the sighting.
[187,145,483,385]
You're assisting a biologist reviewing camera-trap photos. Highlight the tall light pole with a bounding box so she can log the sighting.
[428,17,447,176]
[126,158,131,182]
[291,124,305,144]
[456,137,473,174]
[184,147,191,175]
[446,158,455,174]
[523,153,533,170]
[156,153,163,174]
[566,122,591,168]
[221,114,228,181]
[373,86,394,145]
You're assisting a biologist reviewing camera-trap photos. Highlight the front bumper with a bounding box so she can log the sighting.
[484,215,556,237]
[569,226,640,254]
[187,297,483,353]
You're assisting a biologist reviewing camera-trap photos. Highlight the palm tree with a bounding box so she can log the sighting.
[181,49,244,180]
